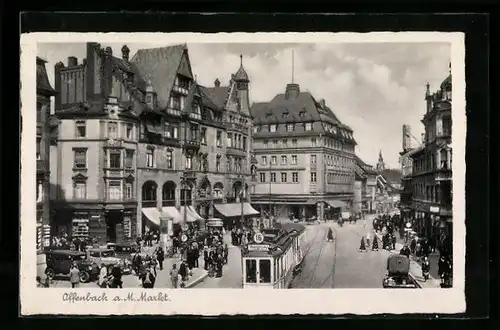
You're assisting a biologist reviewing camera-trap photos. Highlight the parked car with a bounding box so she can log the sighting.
[382,254,419,289]
[87,248,130,273]
[44,249,99,283]
[106,242,139,273]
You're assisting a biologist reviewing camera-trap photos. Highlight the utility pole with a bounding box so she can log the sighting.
[182,112,189,230]
[268,159,272,227]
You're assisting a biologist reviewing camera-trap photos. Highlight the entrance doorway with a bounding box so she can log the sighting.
[106,210,123,243]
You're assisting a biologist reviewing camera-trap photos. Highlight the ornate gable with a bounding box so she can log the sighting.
[177,52,193,79]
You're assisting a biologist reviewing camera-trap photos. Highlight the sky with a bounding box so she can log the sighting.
[38,42,451,169]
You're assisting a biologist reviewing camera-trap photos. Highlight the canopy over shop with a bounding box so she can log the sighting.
[214,202,260,229]
[142,206,204,235]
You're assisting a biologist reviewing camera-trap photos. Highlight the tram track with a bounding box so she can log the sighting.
[290,225,337,288]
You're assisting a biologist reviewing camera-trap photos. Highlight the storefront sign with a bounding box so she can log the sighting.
[181,234,188,242]
[430,206,440,213]
[247,244,270,252]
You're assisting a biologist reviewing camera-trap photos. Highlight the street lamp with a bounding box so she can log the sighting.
[239,172,245,229]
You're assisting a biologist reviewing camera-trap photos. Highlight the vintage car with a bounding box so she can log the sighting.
[87,248,132,274]
[382,254,419,289]
[44,249,100,283]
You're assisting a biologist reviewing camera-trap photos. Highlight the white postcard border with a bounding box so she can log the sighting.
[20,32,466,315]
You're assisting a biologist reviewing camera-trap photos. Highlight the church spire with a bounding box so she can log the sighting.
[376,150,385,171]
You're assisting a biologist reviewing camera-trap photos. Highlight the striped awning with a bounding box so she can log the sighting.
[142,208,162,226]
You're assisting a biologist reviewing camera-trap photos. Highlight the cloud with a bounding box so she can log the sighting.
[37,41,451,168]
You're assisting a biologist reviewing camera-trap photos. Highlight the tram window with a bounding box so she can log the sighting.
[246,259,257,283]
[259,259,271,283]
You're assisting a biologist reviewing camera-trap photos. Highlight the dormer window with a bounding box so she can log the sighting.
[304,123,313,131]
[282,111,289,118]
[269,124,277,133]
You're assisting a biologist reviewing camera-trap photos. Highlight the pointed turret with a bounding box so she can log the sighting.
[234,54,249,83]
[376,150,385,172]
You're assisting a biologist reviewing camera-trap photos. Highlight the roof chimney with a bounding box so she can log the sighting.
[121,45,130,62]
[67,56,78,67]
[214,78,220,87]
[319,99,326,109]
[285,83,300,101]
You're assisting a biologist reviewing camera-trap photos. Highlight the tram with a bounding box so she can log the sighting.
[241,223,307,289]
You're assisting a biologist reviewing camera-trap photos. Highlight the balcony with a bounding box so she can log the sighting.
[189,113,201,121]
[225,122,246,131]
[183,139,200,149]
[105,138,124,148]
[166,108,182,117]
[437,130,452,139]
[182,170,197,180]
[162,136,181,147]
[172,85,189,95]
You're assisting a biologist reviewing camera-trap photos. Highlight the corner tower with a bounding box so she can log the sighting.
[234,54,250,116]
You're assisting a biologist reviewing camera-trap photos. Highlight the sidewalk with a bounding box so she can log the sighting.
[373,231,441,288]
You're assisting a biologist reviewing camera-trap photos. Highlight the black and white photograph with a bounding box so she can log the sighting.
[20,32,465,315]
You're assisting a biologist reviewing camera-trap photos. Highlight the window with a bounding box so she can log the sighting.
[125,183,133,199]
[271,156,277,165]
[311,155,317,164]
[270,173,276,183]
[216,156,221,172]
[259,259,271,283]
[281,155,287,165]
[126,123,133,139]
[305,123,313,131]
[310,172,317,183]
[227,133,233,148]
[269,124,277,132]
[311,138,317,147]
[246,259,257,283]
[272,140,278,147]
[75,121,86,138]
[243,137,247,151]
[185,155,192,170]
[263,140,268,147]
[72,218,89,238]
[261,156,267,166]
[124,150,134,168]
[292,139,297,147]
[216,131,222,147]
[286,123,294,132]
[166,150,173,169]
[259,173,266,182]
[108,121,118,139]
[73,149,87,169]
[109,151,121,168]
[292,172,298,183]
[281,139,288,147]
[108,181,122,200]
[201,127,207,144]
[291,155,298,165]
[146,149,154,168]
[73,182,87,199]
[172,97,181,110]
[253,126,260,133]
[281,172,287,182]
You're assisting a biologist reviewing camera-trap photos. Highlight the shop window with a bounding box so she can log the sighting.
[246,259,257,283]
[72,218,89,238]
[259,259,271,283]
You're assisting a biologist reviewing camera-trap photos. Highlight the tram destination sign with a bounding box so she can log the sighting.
[247,244,270,252]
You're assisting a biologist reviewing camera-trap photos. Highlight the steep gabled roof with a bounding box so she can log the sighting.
[130,44,188,109]
[37,57,57,95]
[199,86,230,109]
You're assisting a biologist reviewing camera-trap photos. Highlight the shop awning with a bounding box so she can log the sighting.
[206,218,224,227]
[325,200,348,209]
[214,203,260,217]
[178,206,203,222]
[161,207,182,224]
[243,203,260,216]
[142,207,161,226]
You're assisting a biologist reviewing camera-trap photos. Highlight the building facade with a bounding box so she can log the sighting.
[250,82,357,221]
[409,69,452,255]
[50,43,255,243]
[36,57,58,251]
[354,155,378,214]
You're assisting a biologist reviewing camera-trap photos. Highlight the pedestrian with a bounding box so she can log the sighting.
[111,264,123,288]
[156,247,165,271]
[203,247,210,270]
[69,262,80,288]
[170,264,179,288]
[223,244,229,265]
[98,266,108,288]
[358,237,367,252]
[179,260,188,281]
[372,236,379,251]
[366,232,371,247]
[140,267,156,288]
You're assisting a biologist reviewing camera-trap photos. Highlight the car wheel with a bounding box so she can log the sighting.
[80,271,90,283]
[45,267,55,280]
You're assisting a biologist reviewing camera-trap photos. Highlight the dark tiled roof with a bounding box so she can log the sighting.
[234,64,249,81]
[199,86,230,109]
[130,44,187,109]
[37,57,57,95]
[440,74,452,90]
[354,154,377,175]
[250,91,352,131]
